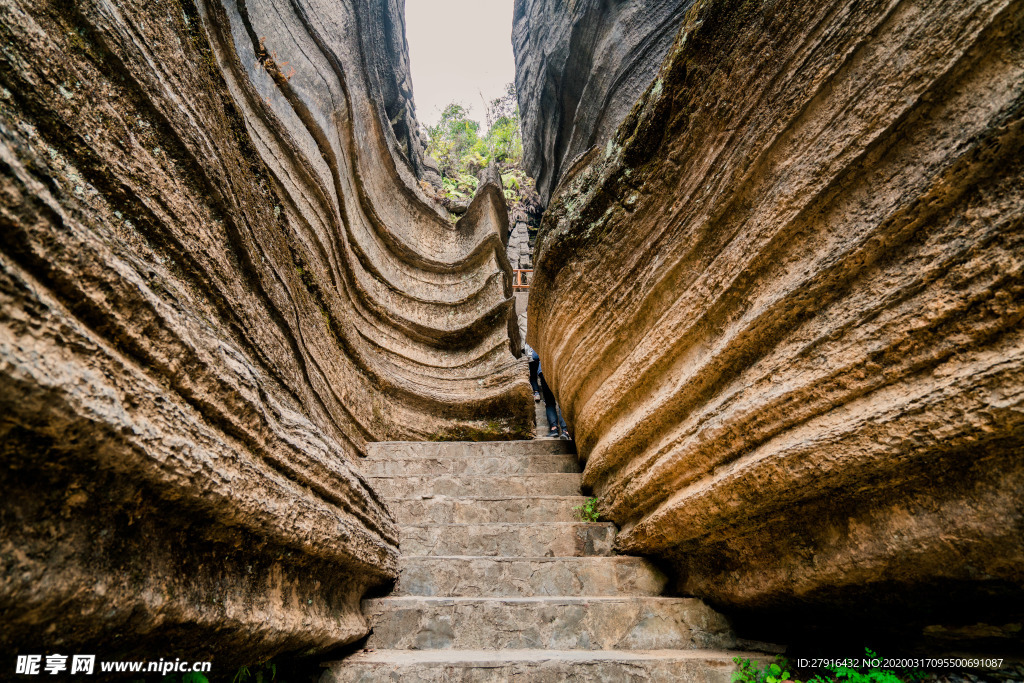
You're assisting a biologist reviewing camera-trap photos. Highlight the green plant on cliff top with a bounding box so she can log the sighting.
[425,102,482,179]
[424,83,535,212]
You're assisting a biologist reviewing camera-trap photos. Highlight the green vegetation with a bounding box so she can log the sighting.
[232,662,277,683]
[429,102,484,199]
[423,83,536,214]
[136,671,209,683]
[573,496,600,522]
[733,652,928,683]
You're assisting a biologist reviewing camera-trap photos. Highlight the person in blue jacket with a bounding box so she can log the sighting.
[538,361,568,438]
[525,342,541,401]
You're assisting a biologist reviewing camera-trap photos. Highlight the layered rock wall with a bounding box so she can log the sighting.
[0,0,529,663]
[526,0,1024,640]
[512,0,693,203]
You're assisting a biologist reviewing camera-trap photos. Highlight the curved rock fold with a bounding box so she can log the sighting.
[0,0,529,662]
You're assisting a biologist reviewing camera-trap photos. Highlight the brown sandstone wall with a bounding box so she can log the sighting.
[527,0,1024,641]
[0,0,529,664]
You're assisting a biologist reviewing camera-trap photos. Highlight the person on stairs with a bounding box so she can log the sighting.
[538,362,569,439]
[525,342,541,402]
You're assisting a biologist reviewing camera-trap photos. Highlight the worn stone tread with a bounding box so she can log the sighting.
[361,453,580,476]
[391,557,663,598]
[366,440,576,458]
[362,596,735,651]
[398,522,616,557]
[394,555,667,597]
[365,595,710,604]
[385,496,590,524]
[328,648,757,662]
[323,649,764,683]
[369,473,585,498]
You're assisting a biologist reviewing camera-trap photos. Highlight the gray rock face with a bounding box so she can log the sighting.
[360,0,440,187]
[513,0,692,203]
[0,0,529,663]
[506,221,532,269]
[524,0,1024,646]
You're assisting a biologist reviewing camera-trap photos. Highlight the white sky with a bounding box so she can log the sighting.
[404,0,516,129]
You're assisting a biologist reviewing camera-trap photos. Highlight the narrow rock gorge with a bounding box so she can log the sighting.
[3,0,1023,671]
[523,0,1024,647]
[0,0,529,664]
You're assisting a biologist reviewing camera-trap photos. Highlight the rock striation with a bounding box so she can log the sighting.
[526,0,1024,642]
[0,0,529,664]
[512,0,694,204]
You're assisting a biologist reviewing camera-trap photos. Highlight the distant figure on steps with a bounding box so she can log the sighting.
[525,342,541,402]
[538,362,569,439]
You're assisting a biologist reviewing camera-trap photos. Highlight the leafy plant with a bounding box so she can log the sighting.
[487,114,522,164]
[454,173,479,195]
[733,656,784,683]
[573,497,600,522]
[233,661,277,683]
[732,652,926,683]
[154,672,209,683]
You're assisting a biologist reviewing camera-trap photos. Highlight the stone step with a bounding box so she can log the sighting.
[323,649,757,682]
[394,556,667,597]
[366,440,575,459]
[361,452,580,476]
[368,473,583,498]
[362,596,736,651]
[535,394,549,436]
[385,495,589,524]
[400,522,615,557]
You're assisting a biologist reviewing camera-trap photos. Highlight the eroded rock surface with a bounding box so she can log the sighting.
[513,0,693,203]
[0,0,529,663]
[526,0,1024,642]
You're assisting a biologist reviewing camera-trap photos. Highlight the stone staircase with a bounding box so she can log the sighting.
[322,440,765,681]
